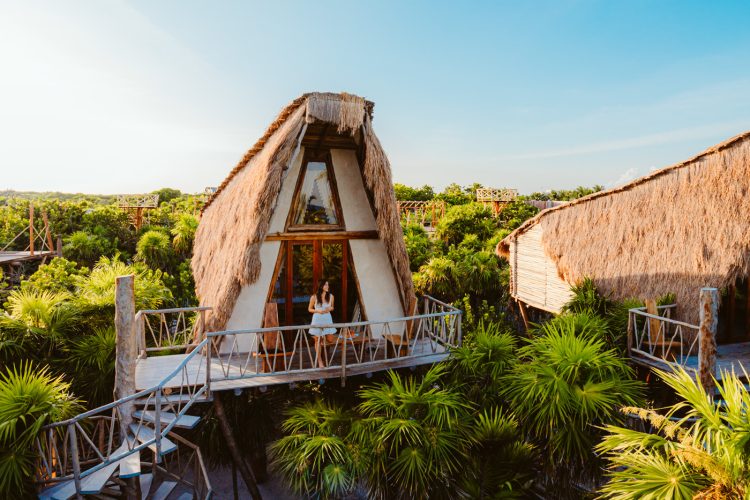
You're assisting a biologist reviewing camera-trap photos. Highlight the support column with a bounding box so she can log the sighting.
[114,274,139,500]
[698,287,719,394]
[114,275,137,430]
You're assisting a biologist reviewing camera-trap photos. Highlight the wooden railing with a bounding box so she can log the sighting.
[397,201,446,228]
[136,306,211,356]
[35,336,212,496]
[628,304,700,375]
[207,295,462,383]
[35,296,461,496]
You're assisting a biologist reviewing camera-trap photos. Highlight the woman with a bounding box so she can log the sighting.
[308,281,335,368]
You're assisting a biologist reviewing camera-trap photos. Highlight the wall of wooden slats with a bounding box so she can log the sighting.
[510,224,573,313]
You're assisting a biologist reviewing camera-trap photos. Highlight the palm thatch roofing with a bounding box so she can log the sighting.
[497,131,750,322]
[193,92,414,332]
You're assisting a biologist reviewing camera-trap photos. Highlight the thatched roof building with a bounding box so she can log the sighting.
[497,131,750,323]
[193,92,415,338]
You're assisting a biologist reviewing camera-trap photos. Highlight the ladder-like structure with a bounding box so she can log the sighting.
[35,335,212,499]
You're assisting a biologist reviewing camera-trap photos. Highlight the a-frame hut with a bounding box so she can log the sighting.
[192,92,416,350]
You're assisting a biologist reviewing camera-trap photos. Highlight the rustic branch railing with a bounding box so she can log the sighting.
[157,432,213,499]
[136,306,211,356]
[207,295,462,383]
[397,201,446,228]
[35,336,212,496]
[35,296,460,496]
[627,304,700,374]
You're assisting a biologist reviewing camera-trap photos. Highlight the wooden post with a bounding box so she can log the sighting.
[517,299,530,333]
[644,299,660,344]
[698,287,719,393]
[114,275,137,431]
[29,203,35,256]
[213,394,263,500]
[115,275,140,500]
[42,211,54,252]
[626,310,633,357]
[727,284,736,342]
[56,235,63,257]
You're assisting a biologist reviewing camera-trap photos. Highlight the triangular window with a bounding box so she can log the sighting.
[289,154,343,229]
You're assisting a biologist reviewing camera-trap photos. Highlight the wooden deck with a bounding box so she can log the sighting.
[632,341,750,381]
[0,250,56,264]
[135,338,449,391]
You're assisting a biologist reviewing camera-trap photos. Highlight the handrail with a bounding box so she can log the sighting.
[41,337,210,431]
[627,305,700,372]
[36,295,460,496]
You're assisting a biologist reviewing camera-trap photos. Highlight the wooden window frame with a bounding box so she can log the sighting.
[285,149,345,232]
[266,239,362,326]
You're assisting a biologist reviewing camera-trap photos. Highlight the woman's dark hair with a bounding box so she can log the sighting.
[315,281,330,305]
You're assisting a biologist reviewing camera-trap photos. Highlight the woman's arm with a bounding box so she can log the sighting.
[308,295,316,314]
[327,295,334,313]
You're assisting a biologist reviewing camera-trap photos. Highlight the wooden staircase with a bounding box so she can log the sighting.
[35,335,213,499]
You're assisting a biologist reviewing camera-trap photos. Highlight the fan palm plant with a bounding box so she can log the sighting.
[65,326,116,407]
[354,364,472,499]
[75,256,171,311]
[269,400,359,499]
[136,229,173,269]
[0,363,81,497]
[449,321,517,409]
[458,408,537,499]
[171,213,199,255]
[0,289,79,362]
[412,256,455,300]
[597,367,750,499]
[502,318,643,489]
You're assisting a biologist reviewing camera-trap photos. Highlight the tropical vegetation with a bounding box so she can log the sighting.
[2,183,732,498]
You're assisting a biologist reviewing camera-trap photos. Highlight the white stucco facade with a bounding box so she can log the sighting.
[223,146,405,350]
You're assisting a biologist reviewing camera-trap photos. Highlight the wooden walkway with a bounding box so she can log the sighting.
[632,341,750,381]
[0,250,56,264]
[135,338,449,391]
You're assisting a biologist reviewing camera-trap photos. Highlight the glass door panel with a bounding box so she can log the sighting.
[291,243,315,325]
[269,240,364,326]
[322,242,344,323]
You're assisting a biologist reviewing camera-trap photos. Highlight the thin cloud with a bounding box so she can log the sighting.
[498,121,749,161]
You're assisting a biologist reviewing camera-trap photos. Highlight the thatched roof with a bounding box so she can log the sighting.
[498,131,750,321]
[193,92,414,332]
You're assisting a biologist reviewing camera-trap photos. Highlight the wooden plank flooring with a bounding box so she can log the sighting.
[135,338,449,392]
[0,250,55,264]
[632,341,750,380]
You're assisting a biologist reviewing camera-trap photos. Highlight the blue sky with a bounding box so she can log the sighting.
[1,1,749,194]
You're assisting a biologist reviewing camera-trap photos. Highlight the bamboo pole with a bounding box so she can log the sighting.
[698,287,719,394]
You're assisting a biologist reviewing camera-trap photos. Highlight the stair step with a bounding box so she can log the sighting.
[39,480,73,500]
[119,438,141,478]
[39,443,134,499]
[150,480,177,500]
[139,473,153,500]
[135,393,210,406]
[133,410,201,429]
[129,424,178,455]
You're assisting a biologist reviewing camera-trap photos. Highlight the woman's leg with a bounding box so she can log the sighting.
[315,337,326,368]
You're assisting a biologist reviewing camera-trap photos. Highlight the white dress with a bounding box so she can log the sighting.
[309,298,336,336]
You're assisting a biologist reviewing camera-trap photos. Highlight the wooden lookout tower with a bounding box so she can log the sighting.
[117,194,159,231]
[476,187,518,216]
